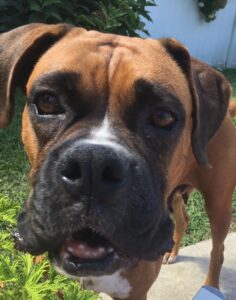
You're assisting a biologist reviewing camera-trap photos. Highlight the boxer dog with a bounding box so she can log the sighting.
[0,24,236,300]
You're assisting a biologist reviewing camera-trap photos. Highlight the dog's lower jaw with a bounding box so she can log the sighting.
[54,259,164,300]
[53,262,132,299]
[81,271,132,299]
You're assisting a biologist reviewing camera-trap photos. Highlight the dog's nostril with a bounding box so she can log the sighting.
[62,162,82,182]
[102,165,124,184]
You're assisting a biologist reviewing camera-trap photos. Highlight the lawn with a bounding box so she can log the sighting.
[222,68,236,100]
[0,97,98,299]
[181,68,236,246]
[0,69,236,298]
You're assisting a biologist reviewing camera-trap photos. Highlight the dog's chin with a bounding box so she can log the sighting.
[49,227,139,277]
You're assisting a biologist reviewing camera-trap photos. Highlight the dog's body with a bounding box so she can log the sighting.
[0,24,236,300]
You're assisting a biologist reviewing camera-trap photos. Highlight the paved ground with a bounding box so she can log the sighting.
[100,233,236,300]
[149,233,236,300]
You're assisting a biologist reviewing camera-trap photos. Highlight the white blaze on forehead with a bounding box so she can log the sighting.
[82,271,131,299]
[91,116,113,141]
[85,115,130,155]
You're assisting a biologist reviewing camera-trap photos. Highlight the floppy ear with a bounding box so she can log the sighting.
[0,23,73,128]
[161,38,231,167]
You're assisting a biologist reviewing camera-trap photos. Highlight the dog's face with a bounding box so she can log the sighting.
[17,29,193,277]
[1,24,228,279]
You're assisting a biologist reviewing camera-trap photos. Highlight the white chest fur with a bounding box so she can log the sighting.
[81,271,131,299]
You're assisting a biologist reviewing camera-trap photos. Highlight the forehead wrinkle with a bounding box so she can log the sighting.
[107,42,140,85]
[108,50,122,86]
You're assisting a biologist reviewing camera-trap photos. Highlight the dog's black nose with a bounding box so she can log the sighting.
[59,142,129,200]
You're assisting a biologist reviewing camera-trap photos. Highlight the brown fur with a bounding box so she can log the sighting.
[0,24,236,300]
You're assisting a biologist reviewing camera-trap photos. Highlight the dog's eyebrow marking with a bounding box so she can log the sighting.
[135,78,163,93]
[28,71,80,98]
[134,78,179,104]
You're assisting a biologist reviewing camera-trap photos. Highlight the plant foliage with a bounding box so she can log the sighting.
[198,0,228,22]
[0,0,156,36]
[0,196,98,300]
[0,96,98,299]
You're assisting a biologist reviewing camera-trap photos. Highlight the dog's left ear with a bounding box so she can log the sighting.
[161,38,231,167]
[0,23,74,128]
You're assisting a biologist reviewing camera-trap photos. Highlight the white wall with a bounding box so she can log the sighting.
[143,0,236,67]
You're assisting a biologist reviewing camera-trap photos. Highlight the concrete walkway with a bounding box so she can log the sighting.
[149,233,236,300]
[100,233,236,300]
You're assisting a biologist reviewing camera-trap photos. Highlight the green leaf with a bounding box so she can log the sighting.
[0,0,8,7]
[0,0,156,36]
[1,0,24,11]
[30,1,42,12]
[28,12,43,23]
[56,0,74,14]
[42,0,64,8]
[46,11,63,22]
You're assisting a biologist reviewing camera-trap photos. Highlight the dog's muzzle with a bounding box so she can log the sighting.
[58,141,130,204]
[15,139,174,276]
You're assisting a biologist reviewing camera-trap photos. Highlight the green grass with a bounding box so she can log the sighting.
[0,97,98,299]
[0,69,236,297]
[182,190,236,247]
[181,68,236,246]
[222,68,236,100]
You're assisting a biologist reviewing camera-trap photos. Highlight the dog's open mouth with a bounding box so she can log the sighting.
[51,228,137,276]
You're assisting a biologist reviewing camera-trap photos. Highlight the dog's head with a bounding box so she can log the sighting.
[0,24,230,277]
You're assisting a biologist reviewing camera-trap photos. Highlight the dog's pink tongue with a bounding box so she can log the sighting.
[63,239,108,260]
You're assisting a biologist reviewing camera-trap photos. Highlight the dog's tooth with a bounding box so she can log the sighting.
[98,247,106,254]
[67,246,74,253]
[85,250,92,258]
[60,243,70,259]
[91,251,99,258]
[78,244,85,250]
[108,247,114,253]
[114,253,119,259]
[61,249,70,260]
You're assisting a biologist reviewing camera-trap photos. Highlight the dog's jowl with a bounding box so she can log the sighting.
[0,24,236,300]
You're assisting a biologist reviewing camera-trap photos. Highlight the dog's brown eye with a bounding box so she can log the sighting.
[36,94,64,115]
[151,109,176,129]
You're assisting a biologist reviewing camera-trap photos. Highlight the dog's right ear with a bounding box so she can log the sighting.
[0,23,73,128]
[161,38,230,167]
